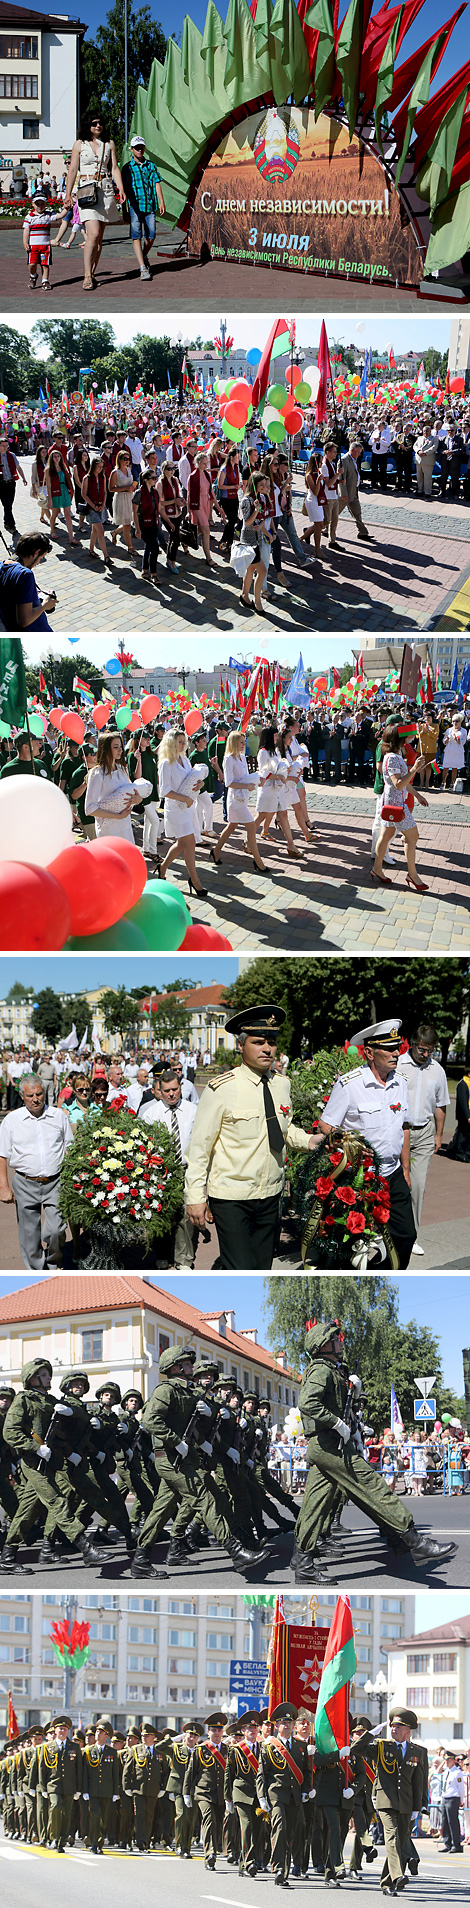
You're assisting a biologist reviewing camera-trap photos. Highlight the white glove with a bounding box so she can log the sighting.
[74,1791,80,1799]
[176,1438,188,1458]
[55,1403,73,1416]
[259,1794,269,1812]
[196,1400,212,1417]
[349,1374,362,1398]
[158,1788,166,1798]
[309,1787,316,1798]
[353,1432,364,1454]
[126,1448,133,1460]
[247,1458,254,1469]
[344,1786,354,1799]
[227,1446,240,1464]
[120,1420,128,1431]
[90,1416,100,1429]
[339,1747,350,1760]
[334,1419,351,1444]
[239,1415,247,1429]
[68,1452,81,1466]
[308,1745,316,1757]
[183,1795,192,1808]
[255,1428,263,1439]
[17,1790,24,1798]
[112,1793,119,1802]
[201,1440,212,1457]
[225,1799,234,1814]
[302,1791,308,1801]
[97,1450,106,1463]
[219,1408,230,1420]
[38,1443,51,1461]
[83,1791,89,1801]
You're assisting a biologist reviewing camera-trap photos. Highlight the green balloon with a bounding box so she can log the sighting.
[66,919,148,950]
[115,703,132,729]
[266,416,286,443]
[154,879,191,924]
[223,419,245,442]
[295,380,312,404]
[267,382,286,410]
[21,712,44,738]
[247,403,253,421]
[441,1414,451,1426]
[125,883,189,950]
[224,378,235,397]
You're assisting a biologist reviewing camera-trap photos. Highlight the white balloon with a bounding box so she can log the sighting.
[0,776,74,865]
[303,365,320,399]
[356,321,366,333]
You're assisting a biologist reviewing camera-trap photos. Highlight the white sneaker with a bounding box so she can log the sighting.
[140,265,151,279]
[412,1242,424,1255]
[384,855,397,866]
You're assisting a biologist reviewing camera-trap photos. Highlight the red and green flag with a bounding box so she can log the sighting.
[45,378,52,405]
[436,663,442,692]
[39,667,51,704]
[50,1617,91,1672]
[251,319,291,412]
[7,1691,19,1740]
[314,1595,357,1761]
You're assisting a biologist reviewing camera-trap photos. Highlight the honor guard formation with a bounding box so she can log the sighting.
[0,1320,457,1579]
[0,1700,432,1891]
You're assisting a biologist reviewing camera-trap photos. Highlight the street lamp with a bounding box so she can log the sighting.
[363,1669,390,1724]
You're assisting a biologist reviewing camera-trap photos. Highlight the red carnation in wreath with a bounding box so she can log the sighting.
[329,1150,343,1166]
[315,1175,334,1197]
[347,1212,366,1234]
[373,1204,391,1223]
[335,1186,357,1206]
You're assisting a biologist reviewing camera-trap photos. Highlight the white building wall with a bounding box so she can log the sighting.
[0,29,79,178]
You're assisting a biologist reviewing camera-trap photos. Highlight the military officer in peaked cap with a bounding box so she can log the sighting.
[186,1003,320,1268]
[256,1701,311,1888]
[224,1709,262,1879]
[184,1710,228,1870]
[369,1705,425,1895]
[319,1018,417,1267]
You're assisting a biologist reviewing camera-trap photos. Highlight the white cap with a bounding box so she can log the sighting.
[351,1018,402,1050]
[130,134,145,147]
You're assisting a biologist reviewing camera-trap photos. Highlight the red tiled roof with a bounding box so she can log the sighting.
[140,985,226,1012]
[0,1276,296,1378]
[0,2,86,27]
[383,1615,470,1650]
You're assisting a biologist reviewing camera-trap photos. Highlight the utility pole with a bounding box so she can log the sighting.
[124,0,129,147]
[63,1594,78,1713]
[220,319,227,374]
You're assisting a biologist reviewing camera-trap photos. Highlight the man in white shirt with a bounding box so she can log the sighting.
[127,1067,153,1114]
[106,1063,126,1104]
[0,1075,73,1268]
[440,1751,465,1851]
[140,1068,197,1266]
[397,1022,450,1256]
[320,1018,416,1266]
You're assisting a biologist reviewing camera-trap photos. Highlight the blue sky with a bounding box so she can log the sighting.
[0,956,237,994]
[21,636,358,672]
[0,1274,466,1395]
[17,312,454,359]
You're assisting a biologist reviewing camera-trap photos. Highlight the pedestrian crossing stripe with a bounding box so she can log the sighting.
[414,1397,436,1418]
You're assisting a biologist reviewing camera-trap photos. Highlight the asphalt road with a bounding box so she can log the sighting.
[5,1492,468,1591]
[0,1826,468,1908]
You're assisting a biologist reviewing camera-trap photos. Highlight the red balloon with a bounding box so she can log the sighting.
[60,711,85,743]
[184,707,204,737]
[140,695,162,722]
[49,708,65,731]
[179,924,233,950]
[47,842,133,935]
[284,406,304,435]
[225,399,248,428]
[97,836,147,906]
[0,862,71,949]
[128,711,142,732]
[285,364,302,390]
[93,702,110,729]
[229,378,251,404]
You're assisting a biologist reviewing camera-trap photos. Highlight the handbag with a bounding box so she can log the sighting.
[231,540,254,578]
[77,139,105,210]
[381,751,404,823]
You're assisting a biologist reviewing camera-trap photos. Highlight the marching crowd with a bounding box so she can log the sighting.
[1,1700,469,1876]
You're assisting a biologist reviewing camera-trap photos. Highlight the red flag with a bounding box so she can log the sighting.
[225,677,230,705]
[333,666,340,689]
[389,347,396,369]
[389,8,465,124]
[240,660,263,732]
[412,57,470,173]
[251,319,290,411]
[426,662,434,704]
[315,321,332,425]
[445,368,451,396]
[7,1692,19,1739]
[354,649,364,678]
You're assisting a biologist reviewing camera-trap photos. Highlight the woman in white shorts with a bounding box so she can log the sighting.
[210,731,268,873]
[371,723,429,892]
[64,110,125,292]
[441,712,467,789]
[158,728,208,897]
[255,724,303,859]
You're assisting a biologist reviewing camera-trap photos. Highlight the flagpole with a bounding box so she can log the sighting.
[24,705,37,776]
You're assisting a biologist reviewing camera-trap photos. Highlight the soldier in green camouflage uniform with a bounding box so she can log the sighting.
[131,1348,259,1578]
[40,1371,134,1563]
[0,1383,19,1530]
[115,1390,155,1524]
[2,1359,94,1571]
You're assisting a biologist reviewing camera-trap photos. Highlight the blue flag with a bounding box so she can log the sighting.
[460,660,470,695]
[167,370,172,390]
[229,656,250,671]
[123,377,129,396]
[202,370,206,396]
[451,661,459,693]
[359,349,370,400]
[285,652,310,708]
[39,387,48,411]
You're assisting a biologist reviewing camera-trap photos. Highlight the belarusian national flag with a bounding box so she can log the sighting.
[315,321,332,425]
[240,659,263,733]
[426,662,434,704]
[182,356,188,392]
[45,378,52,404]
[73,676,93,705]
[436,663,442,691]
[39,668,51,703]
[314,1595,357,1757]
[0,638,27,729]
[251,319,290,411]
[7,1690,19,1739]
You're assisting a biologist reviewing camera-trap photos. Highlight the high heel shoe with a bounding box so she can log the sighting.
[406,874,429,892]
[209,848,222,866]
[252,860,270,875]
[188,878,208,897]
[370,869,394,887]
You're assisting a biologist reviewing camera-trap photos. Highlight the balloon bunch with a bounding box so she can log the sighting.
[0,777,232,952]
[214,374,254,443]
[262,360,319,446]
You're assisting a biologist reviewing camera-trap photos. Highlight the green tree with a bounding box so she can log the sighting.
[100,987,140,1043]
[31,319,116,392]
[89,333,182,397]
[25,652,106,705]
[0,324,44,402]
[223,958,470,1062]
[60,995,91,1046]
[31,988,62,1043]
[264,1277,452,1430]
[6,982,33,1002]
[152,998,191,1046]
[80,0,167,154]
[423,349,448,383]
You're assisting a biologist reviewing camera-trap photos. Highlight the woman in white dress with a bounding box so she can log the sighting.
[281,718,317,843]
[210,731,268,873]
[255,724,303,859]
[64,110,126,291]
[441,712,467,789]
[85,730,141,842]
[371,723,429,892]
[158,728,208,896]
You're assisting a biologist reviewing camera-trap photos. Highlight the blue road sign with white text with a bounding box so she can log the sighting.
[230,1659,266,1694]
[414,1398,436,1421]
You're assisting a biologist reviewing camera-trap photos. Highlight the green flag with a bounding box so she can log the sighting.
[424,175,470,274]
[419,85,469,217]
[306,0,336,120]
[374,9,404,157]
[395,32,447,188]
[0,638,27,729]
[335,0,364,140]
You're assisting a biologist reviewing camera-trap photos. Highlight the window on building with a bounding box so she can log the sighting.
[168,1658,195,1675]
[433,1654,457,1673]
[243,1370,250,1390]
[432,1687,457,1708]
[356,1648,371,1663]
[168,1603,180,1615]
[218,1634,234,1650]
[159,1333,170,1355]
[0,1616,11,1631]
[207,1634,218,1650]
[13,1615,29,1632]
[13,1647,29,1663]
[82,1328,103,1362]
[381,1600,404,1613]
[0,35,38,55]
[267,1381,271,1400]
[168,1629,196,1647]
[381,1625,403,1639]
[406,1688,429,1708]
[453,1723,464,1739]
[0,75,38,96]
[231,1365,238,1380]
[406,1655,430,1674]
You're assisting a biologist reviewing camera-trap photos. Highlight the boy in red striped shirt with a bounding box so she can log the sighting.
[23,191,61,291]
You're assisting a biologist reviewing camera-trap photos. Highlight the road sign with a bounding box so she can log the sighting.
[414,1398,436,1421]
[415,1376,436,1398]
[230,1659,266,1695]
[237,1695,265,1717]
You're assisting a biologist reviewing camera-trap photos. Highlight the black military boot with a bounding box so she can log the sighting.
[406,1525,457,1567]
[184,1521,211,1550]
[130,1544,167,1579]
[77,1533,109,1564]
[227,1537,271,1569]
[291,1541,330,1583]
[1,1544,32,1574]
[166,1539,191,1566]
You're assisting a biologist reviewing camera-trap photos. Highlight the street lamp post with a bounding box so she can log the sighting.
[363,1669,390,1725]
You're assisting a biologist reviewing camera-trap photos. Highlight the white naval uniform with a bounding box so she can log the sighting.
[396,1051,450,1229]
[322,1063,412,1175]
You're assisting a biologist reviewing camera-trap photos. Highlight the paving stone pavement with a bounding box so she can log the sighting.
[7,455,470,633]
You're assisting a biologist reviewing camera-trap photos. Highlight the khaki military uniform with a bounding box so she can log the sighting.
[185,1064,311,1269]
[82,1741,120,1849]
[371,1737,423,1889]
[20,1743,41,1843]
[121,1742,165,1848]
[166,1741,198,1855]
[257,1736,309,1882]
[38,1737,82,1849]
[184,1741,226,1866]
[224,1738,261,1876]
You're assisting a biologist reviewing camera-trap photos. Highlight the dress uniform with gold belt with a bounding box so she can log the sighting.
[184,1711,227,1870]
[370,1707,424,1894]
[224,1712,263,1878]
[185,1004,314,1270]
[38,1715,82,1851]
[256,1702,311,1887]
[19,1727,44,1843]
[81,1717,120,1852]
[165,1722,202,1857]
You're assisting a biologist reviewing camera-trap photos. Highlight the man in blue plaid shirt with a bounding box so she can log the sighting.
[121,135,166,279]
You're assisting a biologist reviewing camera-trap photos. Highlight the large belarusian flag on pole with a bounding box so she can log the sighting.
[0,638,27,728]
[314,1595,357,1758]
[251,319,291,412]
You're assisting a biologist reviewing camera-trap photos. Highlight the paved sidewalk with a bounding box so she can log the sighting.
[6,457,470,632]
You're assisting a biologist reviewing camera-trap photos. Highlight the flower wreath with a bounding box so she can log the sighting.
[59,1107,184,1268]
[295,1132,397,1270]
